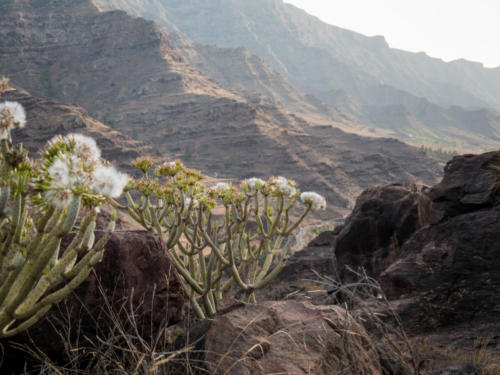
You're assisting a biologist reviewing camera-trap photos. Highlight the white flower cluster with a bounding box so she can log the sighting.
[300,192,327,211]
[210,182,232,194]
[43,133,129,207]
[269,176,297,198]
[241,177,265,193]
[0,101,26,140]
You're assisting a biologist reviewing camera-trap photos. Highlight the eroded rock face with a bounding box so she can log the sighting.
[0,0,443,217]
[335,183,434,281]
[331,152,500,331]
[427,151,499,218]
[379,152,500,330]
[0,87,157,173]
[201,300,382,375]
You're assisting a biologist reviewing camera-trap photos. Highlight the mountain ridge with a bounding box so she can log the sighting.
[93,0,500,152]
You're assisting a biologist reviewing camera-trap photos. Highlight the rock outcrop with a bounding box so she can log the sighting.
[328,151,500,331]
[335,183,435,281]
[197,300,382,375]
[380,152,500,330]
[74,230,185,327]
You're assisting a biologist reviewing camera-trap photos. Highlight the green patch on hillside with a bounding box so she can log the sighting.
[40,69,62,99]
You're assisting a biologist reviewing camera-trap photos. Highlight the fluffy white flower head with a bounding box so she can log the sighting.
[91,165,129,198]
[300,192,326,211]
[210,182,232,193]
[68,133,101,161]
[0,101,26,128]
[43,133,127,205]
[47,157,71,188]
[46,153,92,206]
[0,101,26,139]
[241,177,265,193]
[269,176,297,198]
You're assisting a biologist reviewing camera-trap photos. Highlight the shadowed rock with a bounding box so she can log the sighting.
[380,152,500,330]
[75,230,185,327]
[327,151,500,332]
[335,183,434,282]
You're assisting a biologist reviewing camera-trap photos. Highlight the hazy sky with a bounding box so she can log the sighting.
[283,0,500,68]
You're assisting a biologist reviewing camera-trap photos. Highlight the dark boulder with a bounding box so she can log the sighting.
[428,151,499,218]
[380,206,500,331]
[74,230,185,327]
[334,183,434,281]
[379,152,500,330]
[329,151,500,332]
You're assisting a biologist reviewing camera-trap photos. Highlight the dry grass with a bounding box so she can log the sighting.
[467,338,500,375]
[306,267,420,375]
[8,278,204,375]
[0,77,9,94]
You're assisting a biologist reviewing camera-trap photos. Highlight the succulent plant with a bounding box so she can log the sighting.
[0,90,127,337]
[124,157,326,319]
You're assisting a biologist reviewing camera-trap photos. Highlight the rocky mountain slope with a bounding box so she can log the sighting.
[94,0,500,152]
[166,31,346,124]
[0,86,156,172]
[0,0,442,216]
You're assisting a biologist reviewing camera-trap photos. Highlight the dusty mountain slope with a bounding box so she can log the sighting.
[93,0,500,152]
[166,31,349,125]
[0,0,442,216]
[0,86,156,172]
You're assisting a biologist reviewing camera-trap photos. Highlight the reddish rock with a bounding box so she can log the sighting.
[334,183,434,281]
[75,230,185,327]
[200,300,382,375]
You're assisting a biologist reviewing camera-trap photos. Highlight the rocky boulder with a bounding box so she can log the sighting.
[427,151,499,217]
[330,151,500,332]
[74,230,185,327]
[335,183,434,281]
[380,207,500,330]
[380,152,500,330]
[197,300,382,375]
